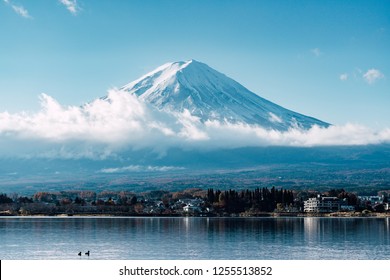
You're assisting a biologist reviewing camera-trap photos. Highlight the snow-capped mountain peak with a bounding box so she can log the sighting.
[120,60,329,130]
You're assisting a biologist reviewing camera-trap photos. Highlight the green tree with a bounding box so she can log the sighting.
[0,194,13,204]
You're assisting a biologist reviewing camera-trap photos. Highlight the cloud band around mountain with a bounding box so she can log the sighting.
[0,90,389,159]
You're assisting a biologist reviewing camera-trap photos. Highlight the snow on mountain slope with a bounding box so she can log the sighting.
[120,59,329,130]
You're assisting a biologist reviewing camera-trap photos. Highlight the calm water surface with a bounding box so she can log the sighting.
[0,217,389,259]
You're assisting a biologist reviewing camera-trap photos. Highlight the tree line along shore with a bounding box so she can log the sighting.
[0,187,389,217]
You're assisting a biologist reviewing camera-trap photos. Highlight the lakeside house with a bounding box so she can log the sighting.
[183,204,202,214]
[181,198,205,214]
[304,195,348,213]
[358,195,384,205]
[358,195,389,211]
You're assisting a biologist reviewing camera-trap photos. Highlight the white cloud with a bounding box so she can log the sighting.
[59,0,80,15]
[363,69,384,84]
[12,4,30,18]
[0,89,389,159]
[339,73,348,81]
[202,121,390,148]
[4,0,32,18]
[100,165,185,173]
[310,48,322,57]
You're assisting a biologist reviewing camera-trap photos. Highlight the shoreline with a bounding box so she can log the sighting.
[1,211,390,218]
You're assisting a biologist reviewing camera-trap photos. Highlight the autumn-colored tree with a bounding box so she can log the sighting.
[134,203,144,214]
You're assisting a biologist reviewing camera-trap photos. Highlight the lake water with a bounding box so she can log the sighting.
[1,217,389,260]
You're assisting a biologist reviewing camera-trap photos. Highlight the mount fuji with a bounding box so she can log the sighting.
[120,59,329,130]
[2,60,390,195]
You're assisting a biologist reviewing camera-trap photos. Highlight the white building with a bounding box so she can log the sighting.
[183,204,202,214]
[340,205,355,212]
[358,195,384,205]
[304,195,346,213]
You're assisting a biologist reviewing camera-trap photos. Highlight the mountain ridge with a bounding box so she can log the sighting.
[120,59,329,130]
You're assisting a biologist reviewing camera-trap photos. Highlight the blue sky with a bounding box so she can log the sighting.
[1,0,389,128]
